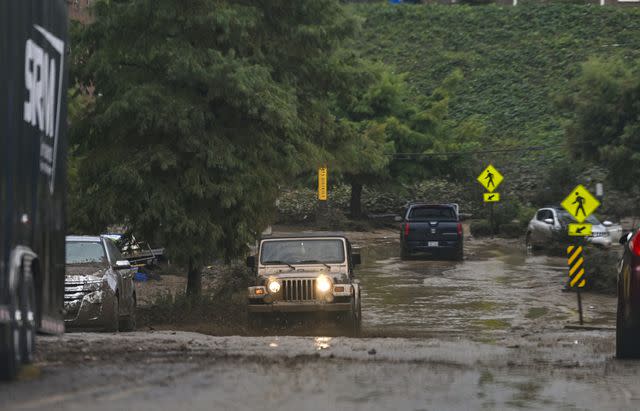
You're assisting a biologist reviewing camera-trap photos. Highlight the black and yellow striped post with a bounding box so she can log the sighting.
[567,245,586,324]
[567,245,586,288]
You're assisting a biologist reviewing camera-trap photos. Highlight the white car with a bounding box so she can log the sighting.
[526,207,612,250]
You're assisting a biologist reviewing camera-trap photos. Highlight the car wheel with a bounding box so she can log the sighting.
[616,294,639,359]
[119,294,136,332]
[0,321,21,381]
[525,233,537,253]
[453,245,463,261]
[400,248,411,260]
[349,294,362,338]
[356,291,362,335]
[19,269,36,363]
[119,310,136,332]
[105,296,119,333]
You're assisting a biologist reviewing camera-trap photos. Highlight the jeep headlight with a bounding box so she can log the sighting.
[316,275,332,293]
[267,279,281,294]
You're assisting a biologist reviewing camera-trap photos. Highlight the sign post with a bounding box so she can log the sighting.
[317,166,328,223]
[566,245,586,324]
[477,164,504,235]
[561,184,601,325]
[318,166,328,201]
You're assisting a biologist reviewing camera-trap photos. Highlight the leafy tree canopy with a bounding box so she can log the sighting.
[560,57,640,191]
[327,62,485,216]
[71,0,359,291]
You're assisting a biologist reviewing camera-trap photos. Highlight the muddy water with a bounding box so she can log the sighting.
[356,236,617,340]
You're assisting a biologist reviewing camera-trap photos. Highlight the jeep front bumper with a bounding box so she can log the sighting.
[248,302,352,313]
[248,282,354,313]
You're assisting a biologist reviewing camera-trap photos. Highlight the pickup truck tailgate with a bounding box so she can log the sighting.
[405,221,459,242]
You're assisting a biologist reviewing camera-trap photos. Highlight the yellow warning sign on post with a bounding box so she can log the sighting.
[483,193,500,202]
[477,164,503,193]
[318,167,328,201]
[567,245,586,288]
[561,184,600,224]
[568,223,592,237]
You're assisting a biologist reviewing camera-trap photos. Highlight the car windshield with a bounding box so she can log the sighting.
[260,239,345,265]
[66,241,108,265]
[408,206,456,221]
[556,210,600,226]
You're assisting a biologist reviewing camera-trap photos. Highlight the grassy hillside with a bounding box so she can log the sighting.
[350,3,640,148]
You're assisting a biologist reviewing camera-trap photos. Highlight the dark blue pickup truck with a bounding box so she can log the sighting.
[397,203,463,260]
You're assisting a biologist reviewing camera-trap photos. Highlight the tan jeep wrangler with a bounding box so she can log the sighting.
[246,233,362,335]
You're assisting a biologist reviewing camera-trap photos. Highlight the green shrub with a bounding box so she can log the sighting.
[499,222,523,238]
[491,201,520,229]
[515,204,536,229]
[582,247,620,294]
[470,219,493,237]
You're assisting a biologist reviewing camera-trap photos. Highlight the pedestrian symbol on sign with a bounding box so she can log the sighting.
[572,192,586,218]
[485,170,495,189]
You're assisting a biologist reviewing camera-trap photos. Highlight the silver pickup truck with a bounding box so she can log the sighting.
[246,233,362,335]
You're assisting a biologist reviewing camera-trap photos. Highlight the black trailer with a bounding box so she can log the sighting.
[1,0,67,380]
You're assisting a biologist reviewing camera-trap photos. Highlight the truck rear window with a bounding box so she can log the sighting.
[408,206,456,221]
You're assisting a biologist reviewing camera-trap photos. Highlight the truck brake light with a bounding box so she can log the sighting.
[631,232,640,256]
[404,223,410,237]
[457,223,463,236]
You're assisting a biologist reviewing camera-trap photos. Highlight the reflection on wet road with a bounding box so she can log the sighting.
[0,232,629,411]
[357,236,616,339]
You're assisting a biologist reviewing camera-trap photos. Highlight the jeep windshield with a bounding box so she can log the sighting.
[260,239,345,265]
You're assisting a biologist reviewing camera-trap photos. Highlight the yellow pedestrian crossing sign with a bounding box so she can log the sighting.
[477,165,503,193]
[560,185,600,223]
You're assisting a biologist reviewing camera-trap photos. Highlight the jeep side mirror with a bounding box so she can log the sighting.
[394,216,403,222]
[603,220,613,227]
[115,260,131,270]
[351,253,361,266]
[246,255,256,268]
[544,218,554,225]
[620,232,633,245]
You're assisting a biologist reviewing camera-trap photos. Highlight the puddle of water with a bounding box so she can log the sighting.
[314,337,332,350]
[357,238,617,339]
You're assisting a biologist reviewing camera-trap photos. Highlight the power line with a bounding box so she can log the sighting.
[388,144,565,159]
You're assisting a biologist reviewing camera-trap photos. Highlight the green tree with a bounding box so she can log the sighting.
[330,61,483,217]
[561,57,640,191]
[329,60,405,217]
[71,0,357,295]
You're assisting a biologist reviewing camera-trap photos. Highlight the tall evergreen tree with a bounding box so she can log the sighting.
[71,0,356,294]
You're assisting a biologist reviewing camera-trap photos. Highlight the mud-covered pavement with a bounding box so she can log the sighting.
[3,229,638,410]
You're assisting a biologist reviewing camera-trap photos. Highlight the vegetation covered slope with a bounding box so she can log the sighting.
[350,3,640,147]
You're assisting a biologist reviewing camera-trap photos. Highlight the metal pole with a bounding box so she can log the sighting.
[577,287,584,325]
[490,202,495,238]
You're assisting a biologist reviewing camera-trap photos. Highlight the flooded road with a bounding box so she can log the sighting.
[354,231,616,339]
[2,229,634,411]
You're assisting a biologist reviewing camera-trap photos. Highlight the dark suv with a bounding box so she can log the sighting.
[396,203,463,260]
[617,230,640,358]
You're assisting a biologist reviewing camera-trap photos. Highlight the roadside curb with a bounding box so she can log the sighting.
[564,325,615,331]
